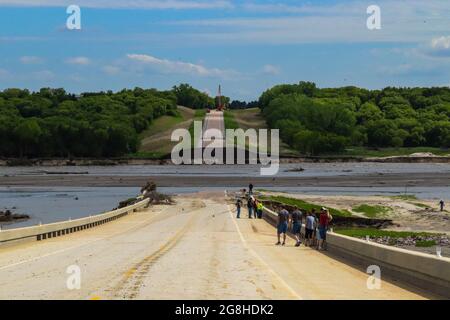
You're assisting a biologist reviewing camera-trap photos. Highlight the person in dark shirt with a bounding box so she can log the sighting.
[276,208,289,246]
[248,183,254,195]
[291,209,303,247]
[305,211,316,247]
[439,200,445,212]
[247,197,254,219]
[235,198,242,219]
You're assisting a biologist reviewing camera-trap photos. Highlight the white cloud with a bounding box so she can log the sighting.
[126,53,238,78]
[262,64,280,75]
[431,36,450,50]
[0,0,233,9]
[242,2,360,15]
[164,0,450,45]
[19,56,43,64]
[426,36,450,57]
[65,56,91,65]
[102,65,121,75]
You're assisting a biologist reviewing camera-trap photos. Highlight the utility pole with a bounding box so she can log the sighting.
[217,85,223,111]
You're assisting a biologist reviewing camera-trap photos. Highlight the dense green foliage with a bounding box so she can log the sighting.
[259,81,450,155]
[229,100,258,109]
[172,84,214,109]
[0,87,177,158]
[172,83,231,109]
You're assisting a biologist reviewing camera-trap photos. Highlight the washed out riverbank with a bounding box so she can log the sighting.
[1,154,450,167]
[1,163,449,229]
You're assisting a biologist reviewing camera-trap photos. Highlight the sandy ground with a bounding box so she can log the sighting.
[0,192,434,300]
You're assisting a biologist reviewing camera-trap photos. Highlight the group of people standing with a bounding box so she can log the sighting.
[235,183,263,219]
[277,207,333,250]
[234,184,333,251]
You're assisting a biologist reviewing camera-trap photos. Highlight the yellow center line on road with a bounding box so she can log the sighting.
[226,204,303,300]
[0,207,170,272]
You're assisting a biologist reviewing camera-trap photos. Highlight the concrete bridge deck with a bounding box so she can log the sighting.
[0,194,433,300]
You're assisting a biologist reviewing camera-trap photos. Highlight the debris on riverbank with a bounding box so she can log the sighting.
[2,154,450,167]
[43,171,89,175]
[369,234,449,248]
[335,228,450,257]
[141,181,174,205]
[117,181,174,209]
[0,210,30,223]
[337,228,449,248]
[284,167,305,173]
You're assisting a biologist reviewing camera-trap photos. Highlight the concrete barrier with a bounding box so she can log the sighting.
[262,206,450,298]
[0,198,150,246]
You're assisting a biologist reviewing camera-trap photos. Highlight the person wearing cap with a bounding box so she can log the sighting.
[318,207,333,250]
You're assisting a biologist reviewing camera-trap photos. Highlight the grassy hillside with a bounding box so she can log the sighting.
[134,106,198,159]
[226,108,300,156]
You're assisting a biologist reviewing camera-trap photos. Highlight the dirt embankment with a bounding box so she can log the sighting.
[1,154,450,167]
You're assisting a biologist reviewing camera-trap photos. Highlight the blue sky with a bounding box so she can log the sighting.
[1,0,450,100]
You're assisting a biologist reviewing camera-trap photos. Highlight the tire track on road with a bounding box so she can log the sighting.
[109,203,203,299]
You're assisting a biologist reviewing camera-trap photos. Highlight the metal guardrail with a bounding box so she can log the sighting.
[0,198,150,245]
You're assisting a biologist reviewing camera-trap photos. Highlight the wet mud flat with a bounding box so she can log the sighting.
[1,171,450,188]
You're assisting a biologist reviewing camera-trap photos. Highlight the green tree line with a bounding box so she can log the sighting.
[259,82,450,155]
[172,84,214,109]
[0,87,178,158]
[172,83,230,109]
[229,100,258,109]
